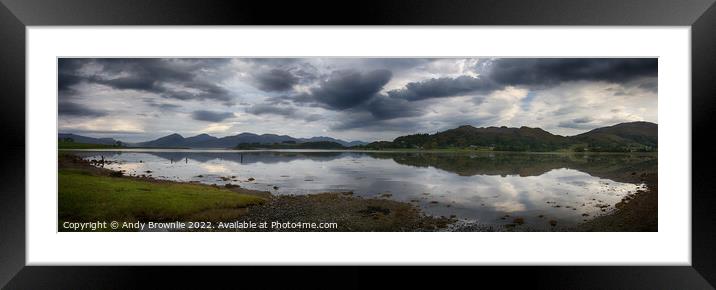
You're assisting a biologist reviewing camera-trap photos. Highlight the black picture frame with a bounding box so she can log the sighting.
[1,0,715,288]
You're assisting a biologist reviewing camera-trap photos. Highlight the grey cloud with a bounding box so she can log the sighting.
[244,59,319,86]
[191,110,234,122]
[253,69,299,92]
[296,69,392,110]
[386,58,656,103]
[331,97,427,131]
[245,103,323,122]
[58,59,87,93]
[331,113,423,132]
[638,79,658,93]
[61,129,143,135]
[352,58,435,71]
[364,96,424,120]
[558,122,593,130]
[246,103,297,116]
[60,58,235,103]
[58,101,107,117]
[558,119,597,130]
[146,101,181,110]
[242,58,302,67]
[143,98,181,110]
[553,107,576,116]
[572,117,593,124]
[387,75,498,101]
[488,58,657,86]
[288,63,320,84]
[612,90,628,96]
[304,114,323,122]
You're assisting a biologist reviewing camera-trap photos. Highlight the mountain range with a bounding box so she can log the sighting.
[59,121,656,152]
[59,132,367,148]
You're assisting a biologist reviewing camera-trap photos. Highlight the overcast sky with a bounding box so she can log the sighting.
[58,58,657,143]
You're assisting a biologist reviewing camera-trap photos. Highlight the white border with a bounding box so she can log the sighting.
[27,27,690,265]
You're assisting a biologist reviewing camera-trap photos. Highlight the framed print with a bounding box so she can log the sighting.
[1,0,715,288]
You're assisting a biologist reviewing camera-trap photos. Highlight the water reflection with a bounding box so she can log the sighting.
[70,150,655,229]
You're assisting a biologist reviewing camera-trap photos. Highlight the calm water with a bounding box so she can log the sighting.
[69,149,656,229]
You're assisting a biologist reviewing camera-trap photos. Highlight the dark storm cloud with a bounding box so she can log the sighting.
[331,97,425,131]
[364,96,424,120]
[245,103,297,117]
[58,59,90,93]
[355,58,435,70]
[59,58,235,103]
[330,112,427,132]
[253,69,299,92]
[386,58,657,103]
[487,58,657,86]
[245,103,323,122]
[242,58,302,66]
[58,101,107,117]
[244,59,320,87]
[191,110,234,122]
[638,79,658,93]
[387,75,499,101]
[293,69,392,110]
[144,99,181,110]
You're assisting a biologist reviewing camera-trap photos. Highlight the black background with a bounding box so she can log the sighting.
[1,0,715,288]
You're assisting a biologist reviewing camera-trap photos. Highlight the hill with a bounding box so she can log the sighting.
[572,121,657,152]
[372,125,570,151]
[363,122,657,152]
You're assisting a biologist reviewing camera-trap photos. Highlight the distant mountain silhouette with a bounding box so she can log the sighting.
[58,133,120,145]
[133,133,367,148]
[58,121,655,151]
[137,133,186,147]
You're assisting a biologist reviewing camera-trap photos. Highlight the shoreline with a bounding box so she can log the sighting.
[576,173,657,231]
[60,147,658,156]
[58,153,454,232]
[58,151,657,232]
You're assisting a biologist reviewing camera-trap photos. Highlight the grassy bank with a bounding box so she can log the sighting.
[58,153,453,232]
[58,154,265,231]
[59,170,265,222]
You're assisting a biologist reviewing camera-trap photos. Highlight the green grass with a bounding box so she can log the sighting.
[59,169,265,224]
